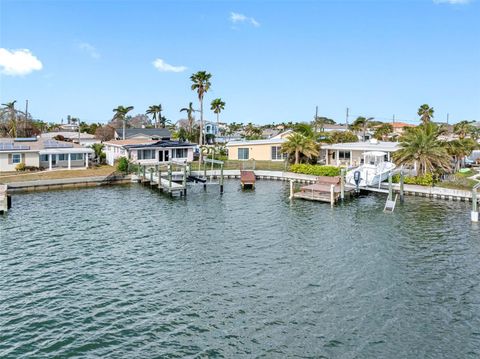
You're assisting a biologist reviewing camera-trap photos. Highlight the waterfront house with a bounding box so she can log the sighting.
[113,128,171,141]
[322,140,400,167]
[41,131,99,147]
[104,139,195,166]
[226,131,292,161]
[0,137,94,172]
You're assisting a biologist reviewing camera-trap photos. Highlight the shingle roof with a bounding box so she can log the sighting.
[115,128,171,139]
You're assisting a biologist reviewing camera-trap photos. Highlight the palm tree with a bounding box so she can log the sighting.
[453,120,475,140]
[293,123,315,138]
[351,116,373,142]
[393,122,451,175]
[1,100,17,138]
[210,98,226,134]
[190,71,212,149]
[180,102,197,137]
[418,104,434,125]
[112,105,134,140]
[90,143,105,164]
[146,104,163,128]
[244,123,262,140]
[373,123,393,141]
[281,132,319,164]
[446,138,477,171]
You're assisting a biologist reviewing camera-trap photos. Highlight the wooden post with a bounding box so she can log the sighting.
[340,168,345,200]
[149,167,154,184]
[203,159,207,191]
[142,165,146,181]
[399,169,405,203]
[388,172,393,201]
[330,184,335,207]
[220,163,224,194]
[289,180,294,199]
[472,186,479,222]
[158,166,162,191]
[168,164,172,191]
[182,164,187,196]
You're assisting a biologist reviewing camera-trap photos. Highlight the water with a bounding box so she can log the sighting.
[1,181,479,358]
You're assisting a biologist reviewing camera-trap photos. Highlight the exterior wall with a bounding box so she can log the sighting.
[131,147,194,164]
[0,152,39,172]
[227,144,284,161]
[326,149,393,166]
[105,145,128,166]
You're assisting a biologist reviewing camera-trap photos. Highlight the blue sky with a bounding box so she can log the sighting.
[1,0,479,125]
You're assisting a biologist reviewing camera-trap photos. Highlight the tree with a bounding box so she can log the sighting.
[210,98,225,137]
[373,123,393,141]
[393,122,451,176]
[190,71,212,149]
[146,105,163,128]
[244,123,262,140]
[350,116,373,142]
[326,131,359,144]
[418,104,434,125]
[112,105,134,140]
[453,120,475,140]
[312,116,335,132]
[180,102,197,137]
[1,101,17,137]
[446,138,477,171]
[91,143,105,164]
[95,125,115,141]
[292,123,314,138]
[281,132,319,164]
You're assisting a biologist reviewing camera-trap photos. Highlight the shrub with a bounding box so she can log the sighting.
[392,173,435,186]
[116,157,129,173]
[289,164,341,177]
[15,162,26,171]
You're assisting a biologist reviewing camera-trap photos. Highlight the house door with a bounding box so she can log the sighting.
[164,150,169,162]
[52,155,57,165]
[158,151,164,162]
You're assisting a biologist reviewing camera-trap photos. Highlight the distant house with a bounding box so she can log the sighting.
[41,131,99,147]
[114,128,171,140]
[204,122,219,136]
[104,139,195,166]
[391,122,415,136]
[322,140,400,167]
[0,137,94,172]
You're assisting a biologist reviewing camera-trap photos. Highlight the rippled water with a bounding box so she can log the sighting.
[1,181,479,358]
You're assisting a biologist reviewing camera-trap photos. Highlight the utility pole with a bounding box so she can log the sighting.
[315,105,318,121]
[25,99,29,137]
[346,107,349,127]
[447,113,450,125]
[392,114,395,124]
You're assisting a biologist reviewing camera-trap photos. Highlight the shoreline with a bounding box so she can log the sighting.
[2,170,476,202]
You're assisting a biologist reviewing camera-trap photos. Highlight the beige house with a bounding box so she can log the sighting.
[0,137,94,172]
[322,140,400,167]
[226,131,293,161]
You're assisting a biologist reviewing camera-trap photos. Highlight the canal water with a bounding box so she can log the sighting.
[1,181,479,358]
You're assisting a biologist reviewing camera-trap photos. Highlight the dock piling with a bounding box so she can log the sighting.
[340,168,345,200]
[400,169,405,203]
[472,184,479,222]
[220,164,224,194]
[289,180,294,199]
[388,172,393,201]
[330,184,335,207]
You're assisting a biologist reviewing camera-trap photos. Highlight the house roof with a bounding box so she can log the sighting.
[104,139,157,147]
[115,128,171,139]
[0,137,91,153]
[125,140,196,149]
[226,138,286,147]
[41,131,96,139]
[391,122,415,128]
[322,140,400,152]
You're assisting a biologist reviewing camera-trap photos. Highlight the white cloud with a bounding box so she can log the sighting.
[433,0,471,4]
[152,58,187,73]
[0,48,43,76]
[78,42,100,59]
[230,12,260,27]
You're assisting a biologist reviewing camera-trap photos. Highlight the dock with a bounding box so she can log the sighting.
[292,175,353,205]
[240,170,256,189]
[135,162,188,196]
[0,184,11,214]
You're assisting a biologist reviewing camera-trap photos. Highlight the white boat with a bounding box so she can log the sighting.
[346,151,396,187]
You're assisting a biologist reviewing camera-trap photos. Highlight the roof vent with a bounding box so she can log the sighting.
[369,138,379,144]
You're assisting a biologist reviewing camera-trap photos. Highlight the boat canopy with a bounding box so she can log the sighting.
[363,151,387,157]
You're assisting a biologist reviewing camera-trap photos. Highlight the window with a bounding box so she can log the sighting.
[172,148,188,158]
[137,149,155,160]
[71,153,84,161]
[40,154,49,162]
[12,153,22,164]
[338,151,351,160]
[238,148,249,160]
[58,154,66,161]
[271,146,285,160]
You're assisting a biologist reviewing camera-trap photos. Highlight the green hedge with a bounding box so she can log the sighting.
[289,164,341,177]
[392,173,435,186]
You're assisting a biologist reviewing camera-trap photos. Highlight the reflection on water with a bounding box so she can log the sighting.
[1,181,479,358]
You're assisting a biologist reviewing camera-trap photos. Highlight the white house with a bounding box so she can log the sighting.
[322,140,400,167]
[104,139,195,166]
[0,137,94,172]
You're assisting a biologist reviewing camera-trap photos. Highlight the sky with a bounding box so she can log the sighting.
[0,0,479,126]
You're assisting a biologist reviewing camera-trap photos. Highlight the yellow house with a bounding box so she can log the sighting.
[226,137,289,161]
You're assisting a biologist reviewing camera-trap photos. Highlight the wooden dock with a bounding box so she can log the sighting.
[292,175,354,205]
[240,170,256,189]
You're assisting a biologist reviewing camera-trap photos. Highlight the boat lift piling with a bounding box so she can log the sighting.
[399,169,405,203]
[472,183,479,222]
[340,168,346,200]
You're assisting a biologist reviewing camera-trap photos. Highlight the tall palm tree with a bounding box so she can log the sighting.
[453,120,474,140]
[281,132,319,164]
[446,138,477,171]
[113,105,134,140]
[146,104,163,128]
[190,71,212,149]
[393,122,451,175]
[418,104,434,125]
[1,100,17,138]
[373,123,393,141]
[180,102,197,137]
[210,98,225,135]
[351,116,373,142]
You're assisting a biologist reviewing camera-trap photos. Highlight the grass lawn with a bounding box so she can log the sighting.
[0,165,116,183]
[437,169,479,190]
